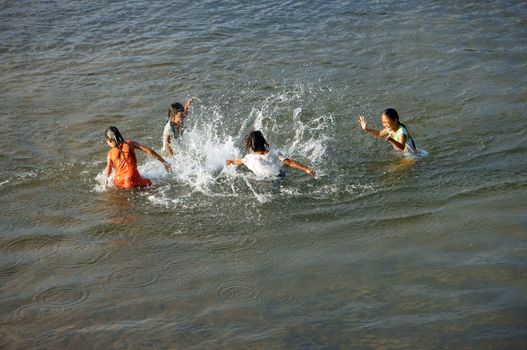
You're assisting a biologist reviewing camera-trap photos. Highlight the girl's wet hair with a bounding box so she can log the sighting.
[168,102,184,119]
[244,130,269,152]
[382,108,400,122]
[105,126,125,146]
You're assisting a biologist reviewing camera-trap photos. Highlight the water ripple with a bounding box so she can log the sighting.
[217,279,261,303]
[0,235,64,275]
[9,304,65,324]
[163,252,210,279]
[55,243,113,270]
[0,262,27,276]
[2,234,63,252]
[0,222,14,234]
[107,265,161,289]
[33,285,88,307]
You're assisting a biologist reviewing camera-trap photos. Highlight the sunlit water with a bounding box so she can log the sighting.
[1,0,526,348]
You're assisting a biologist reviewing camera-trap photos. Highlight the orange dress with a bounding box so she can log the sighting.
[110,141,152,189]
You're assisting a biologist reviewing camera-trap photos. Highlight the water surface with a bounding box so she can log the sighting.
[1,0,526,348]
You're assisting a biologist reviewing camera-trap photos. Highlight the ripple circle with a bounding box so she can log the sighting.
[10,304,64,324]
[34,286,88,307]
[217,279,261,303]
[3,235,62,253]
[107,266,161,289]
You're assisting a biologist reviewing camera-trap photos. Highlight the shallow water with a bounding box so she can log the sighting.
[1,0,526,348]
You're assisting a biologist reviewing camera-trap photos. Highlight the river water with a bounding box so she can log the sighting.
[1,0,526,348]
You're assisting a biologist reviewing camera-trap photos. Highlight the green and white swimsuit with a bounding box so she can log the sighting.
[388,125,417,154]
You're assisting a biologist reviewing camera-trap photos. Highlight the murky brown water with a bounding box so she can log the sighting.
[1,0,526,348]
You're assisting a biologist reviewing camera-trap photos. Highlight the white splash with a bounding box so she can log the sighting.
[93,171,112,193]
[94,86,333,204]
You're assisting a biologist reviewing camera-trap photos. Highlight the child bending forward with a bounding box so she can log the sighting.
[105,126,171,189]
[227,130,315,177]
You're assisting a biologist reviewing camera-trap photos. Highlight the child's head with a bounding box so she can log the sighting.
[381,108,400,131]
[105,126,124,147]
[168,102,185,122]
[244,130,269,152]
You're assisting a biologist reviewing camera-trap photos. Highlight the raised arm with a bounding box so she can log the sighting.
[359,116,388,138]
[183,96,193,115]
[132,141,172,173]
[283,158,316,175]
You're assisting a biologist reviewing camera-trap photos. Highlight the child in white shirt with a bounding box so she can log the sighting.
[227,131,315,177]
[163,96,193,157]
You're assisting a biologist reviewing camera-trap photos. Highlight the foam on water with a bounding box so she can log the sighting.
[93,172,111,193]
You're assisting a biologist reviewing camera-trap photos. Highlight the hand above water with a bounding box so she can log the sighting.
[358,116,368,130]
[185,96,193,108]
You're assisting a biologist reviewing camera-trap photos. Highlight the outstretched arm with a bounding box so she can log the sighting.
[283,158,316,175]
[359,116,388,138]
[132,141,172,173]
[226,159,243,166]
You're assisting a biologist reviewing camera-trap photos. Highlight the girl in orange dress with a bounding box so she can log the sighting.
[104,126,171,189]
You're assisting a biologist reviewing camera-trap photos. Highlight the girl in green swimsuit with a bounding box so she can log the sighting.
[358,108,417,155]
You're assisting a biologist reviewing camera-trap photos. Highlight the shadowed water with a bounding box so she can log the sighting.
[1,0,526,348]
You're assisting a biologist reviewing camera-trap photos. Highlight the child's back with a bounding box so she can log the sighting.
[226,130,315,177]
[241,149,286,177]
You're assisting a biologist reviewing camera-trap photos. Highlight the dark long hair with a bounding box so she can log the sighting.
[105,126,135,163]
[105,126,125,146]
[383,108,416,150]
[244,130,269,152]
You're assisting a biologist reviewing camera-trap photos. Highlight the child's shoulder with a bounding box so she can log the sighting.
[395,124,407,133]
[122,140,136,149]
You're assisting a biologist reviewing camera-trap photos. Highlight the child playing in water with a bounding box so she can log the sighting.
[359,108,417,154]
[105,126,172,189]
[226,130,316,177]
[163,96,193,157]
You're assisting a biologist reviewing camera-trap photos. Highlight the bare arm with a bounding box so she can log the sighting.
[183,96,193,116]
[226,159,243,166]
[131,141,172,173]
[359,116,389,138]
[105,151,114,177]
[164,134,174,157]
[283,158,316,175]
[386,133,406,151]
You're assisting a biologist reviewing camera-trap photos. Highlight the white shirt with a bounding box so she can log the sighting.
[242,150,287,177]
[162,121,179,153]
